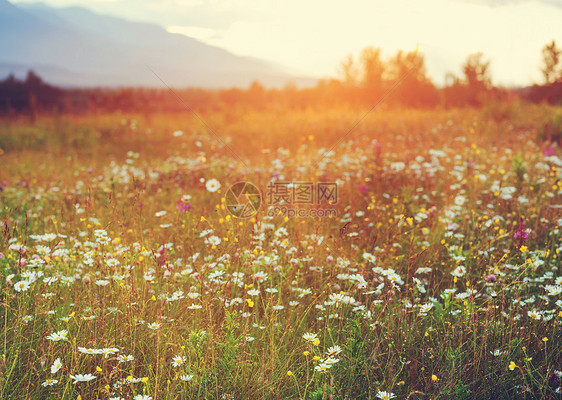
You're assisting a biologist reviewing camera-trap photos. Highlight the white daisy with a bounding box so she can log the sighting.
[205,179,221,192]
[117,354,134,363]
[46,330,68,342]
[70,373,96,384]
[207,235,221,246]
[171,355,186,367]
[326,345,342,356]
[302,332,318,342]
[14,280,30,292]
[376,391,396,400]
[134,395,153,400]
[51,358,63,374]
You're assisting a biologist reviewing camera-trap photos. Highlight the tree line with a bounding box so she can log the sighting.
[1,40,561,115]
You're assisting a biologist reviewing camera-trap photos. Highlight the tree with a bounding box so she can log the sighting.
[541,40,561,84]
[25,70,44,87]
[388,49,425,80]
[247,80,266,109]
[462,52,492,90]
[387,49,438,107]
[443,52,493,107]
[360,47,385,97]
[340,54,359,86]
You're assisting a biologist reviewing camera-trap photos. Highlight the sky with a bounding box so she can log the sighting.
[11,0,562,86]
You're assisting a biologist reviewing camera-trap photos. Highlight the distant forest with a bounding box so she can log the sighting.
[1,42,562,115]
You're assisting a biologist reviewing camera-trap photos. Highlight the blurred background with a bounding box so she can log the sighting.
[0,0,562,114]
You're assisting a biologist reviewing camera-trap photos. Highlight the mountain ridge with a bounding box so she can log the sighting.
[0,0,315,88]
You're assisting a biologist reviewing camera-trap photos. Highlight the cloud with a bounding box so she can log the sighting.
[457,0,562,8]
[464,0,526,5]
[166,25,218,41]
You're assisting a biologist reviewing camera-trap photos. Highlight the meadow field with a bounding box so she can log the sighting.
[0,103,561,399]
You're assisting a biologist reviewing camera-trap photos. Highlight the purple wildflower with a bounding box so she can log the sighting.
[176,201,192,212]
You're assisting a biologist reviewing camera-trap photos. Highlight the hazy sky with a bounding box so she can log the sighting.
[12,0,562,86]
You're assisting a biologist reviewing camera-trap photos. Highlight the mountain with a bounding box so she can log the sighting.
[0,0,313,88]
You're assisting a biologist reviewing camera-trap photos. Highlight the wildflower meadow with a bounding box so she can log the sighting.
[1,103,561,399]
